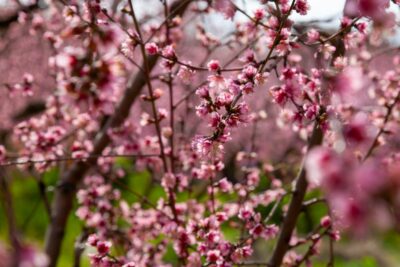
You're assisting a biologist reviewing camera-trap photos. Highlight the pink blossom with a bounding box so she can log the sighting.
[145,42,159,55]
[320,216,332,228]
[218,178,233,192]
[238,205,254,220]
[307,29,320,43]
[161,172,176,190]
[178,66,195,84]
[345,0,390,19]
[343,114,370,145]
[207,60,221,72]
[162,45,176,59]
[334,66,364,96]
[254,8,265,20]
[207,249,222,263]
[192,136,214,156]
[0,145,6,163]
[96,241,111,254]
[4,1,400,265]
[295,0,310,15]
[213,0,236,19]
[208,75,226,90]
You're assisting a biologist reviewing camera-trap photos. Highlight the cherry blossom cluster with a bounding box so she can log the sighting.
[2,0,400,266]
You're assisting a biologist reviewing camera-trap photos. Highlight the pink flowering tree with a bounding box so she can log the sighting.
[1,0,400,266]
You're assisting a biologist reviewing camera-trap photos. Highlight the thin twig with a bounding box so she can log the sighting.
[363,90,400,161]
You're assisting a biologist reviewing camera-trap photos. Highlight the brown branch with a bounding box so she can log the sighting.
[0,168,21,267]
[12,101,46,122]
[73,229,88,267]
[268,122,324,267]
[327,228,335,267]
[43,2,191,266]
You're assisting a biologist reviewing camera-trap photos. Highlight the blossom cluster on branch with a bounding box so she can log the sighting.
[1,0,400,266]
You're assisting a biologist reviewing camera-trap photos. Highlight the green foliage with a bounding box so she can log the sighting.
[314,256,378,267]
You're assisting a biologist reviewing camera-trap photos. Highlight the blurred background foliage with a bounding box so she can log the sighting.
[1,158,400,266]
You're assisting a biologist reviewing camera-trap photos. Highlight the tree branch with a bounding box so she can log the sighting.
[268,123,324,267]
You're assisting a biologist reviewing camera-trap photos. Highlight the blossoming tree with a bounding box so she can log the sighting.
[1,0,400,266]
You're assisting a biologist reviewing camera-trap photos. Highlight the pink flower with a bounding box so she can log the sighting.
[254,8,265,20]
[187,253,202,267]
[343,115,369,145]
[303,104,320,120]
[209,112,222,127]
[196,103,211,117]
[205,230,221,244]
[246,169,260,187]
[242,82,254,95]
[334,66,364,96]
[270,86,288,106]
[96,241,112,255]
[238,205,253,220]
[242,65,257,80]
[319,44,336,60]
[0,145,6,163]
[161,172,176,190]
[307,29,320,43]
[208,75,226,90]
[218,178,233,192]
[320,216,332,228]
[344,0,389,19]
[19,245,49,267]
[305,147,341,187]
[249,223,264,237]
[196,86,210,98]
[178,66,195,84]
[121,38,137,57]
[192,136,213,156]
[231,246,253,263]
[207,60,221,72]
[162,45,176,59]
[87,234,99,246]
[295,0,310,15]
[263,224,279,239]
[213,0,236,19]
[216,91,234,106]
[145,42,159,55]
[207,249,222,263]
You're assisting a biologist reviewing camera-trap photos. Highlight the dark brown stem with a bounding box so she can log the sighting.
[73,229,88,267]
[268,123,324,267]
[37,179,51,219]
[327,228,335,267]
